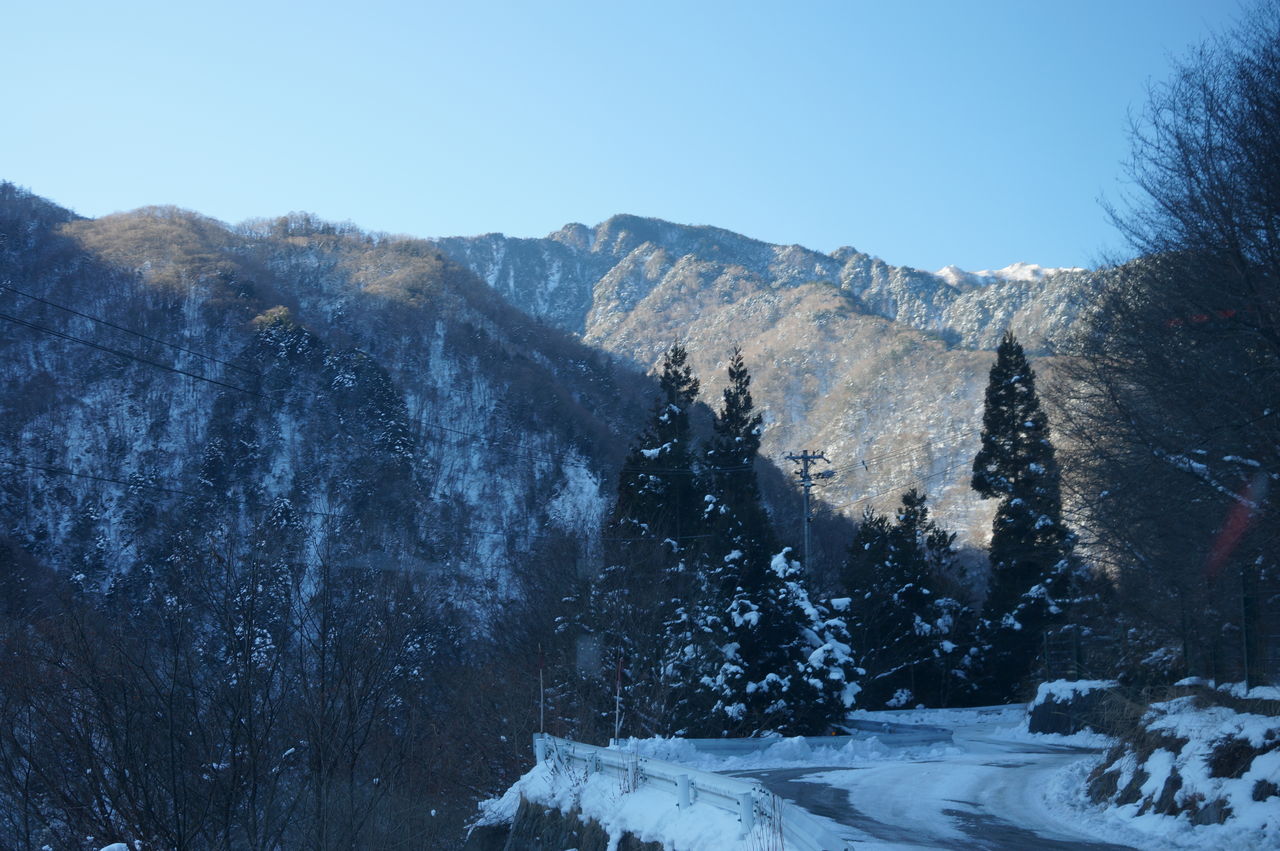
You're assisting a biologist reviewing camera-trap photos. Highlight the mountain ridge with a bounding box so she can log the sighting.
[433,214,1093,354]
[0,188,655,621]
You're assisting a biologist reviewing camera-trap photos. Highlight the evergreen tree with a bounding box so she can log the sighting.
[698,347,778,650]
[970,331,1073,701]
[688,349,855,734]
[611,344,702,549]
[584,344,703,736]
[703,347,770,541]
[843,490,969,708]
[770,549,861,733]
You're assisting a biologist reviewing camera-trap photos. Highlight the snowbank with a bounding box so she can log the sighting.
[471,758,764,850]
[615,732,951,769]
[470,729,963,849]
[1027,678,1122,735]
[1087,695,1280,846]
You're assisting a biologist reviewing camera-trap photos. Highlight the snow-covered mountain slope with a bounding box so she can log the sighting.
[435,215,1093,354]
[1,187,1090,590]
[434,216,1094,546]
[0,189,654,618]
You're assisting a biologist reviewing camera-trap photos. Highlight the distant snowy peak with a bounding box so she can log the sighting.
[978,261,1086,281]
[936,262,1086,289]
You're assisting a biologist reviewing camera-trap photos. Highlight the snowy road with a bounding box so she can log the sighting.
[507,706,1258,849]
[730,709,1142,850]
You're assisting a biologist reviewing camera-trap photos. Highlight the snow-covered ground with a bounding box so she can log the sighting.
[478,704,1278,850]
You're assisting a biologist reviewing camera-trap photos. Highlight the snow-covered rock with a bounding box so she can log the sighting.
[1027,679,1121,735]
[1088,695,1280,842]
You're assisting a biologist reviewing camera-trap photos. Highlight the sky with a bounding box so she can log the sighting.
[1,0,1249,272]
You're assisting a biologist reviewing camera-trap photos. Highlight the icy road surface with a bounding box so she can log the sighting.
[729,707,1141,850]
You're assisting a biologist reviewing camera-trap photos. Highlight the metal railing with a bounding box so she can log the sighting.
[532,733,851,850]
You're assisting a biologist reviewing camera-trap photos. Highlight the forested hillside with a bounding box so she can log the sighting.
[0,185,860,848]
[437,216,1096,549]
[0,189,646,614]
[0,187,660,847]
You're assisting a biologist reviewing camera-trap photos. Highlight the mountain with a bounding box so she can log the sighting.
[0,187,1092,591]
[434,215,1096,550]
[0,187,657,620]
[435,215,1090,351]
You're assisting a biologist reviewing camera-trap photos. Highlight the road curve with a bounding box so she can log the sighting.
[730,717,1143,850]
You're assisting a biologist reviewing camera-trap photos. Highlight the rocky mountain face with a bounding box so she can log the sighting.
[436,215,1091,351]
[435,215,1096,550]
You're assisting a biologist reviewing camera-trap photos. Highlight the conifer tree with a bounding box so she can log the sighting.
[843,490,968,708]
[612,344,702,550]
[585,344,703,736]
[688,348,855,734]
[700,347,778,623]
[703,347,769,535]
[971,331,1073,701]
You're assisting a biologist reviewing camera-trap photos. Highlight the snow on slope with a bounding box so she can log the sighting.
[435,217,1096,551]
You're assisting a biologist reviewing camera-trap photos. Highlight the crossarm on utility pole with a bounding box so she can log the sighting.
[785,450,831,570]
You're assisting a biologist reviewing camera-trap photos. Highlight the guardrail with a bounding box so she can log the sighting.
[668,725,951,756]
[532,733,851,850]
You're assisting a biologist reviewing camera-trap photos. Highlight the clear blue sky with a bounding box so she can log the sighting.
[1,0,1247,271]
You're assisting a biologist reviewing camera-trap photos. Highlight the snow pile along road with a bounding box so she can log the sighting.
[1086,693,1280,848]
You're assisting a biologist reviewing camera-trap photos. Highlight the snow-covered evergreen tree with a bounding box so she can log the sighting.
[970,331,1073,702]
[610,344,702,550]
[584,344,704,735]
[688,349,856,734]
[771,549,862,733]
[843,490,969,708]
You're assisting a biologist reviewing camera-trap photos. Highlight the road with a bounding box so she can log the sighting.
[729,709,1143,850]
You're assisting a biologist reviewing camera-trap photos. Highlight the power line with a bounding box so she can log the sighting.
[0,296,717,535]
[843,427,978,472]
[0,299,584,467]
[0,290,762,476]
[0,298,981,535]
[823,458,974,515]
[0,457,202,500]
[1,319,971,530]
[617,462,753,475]
[824,428,979,478]
[1,281,261,376]
[0,310,269,399]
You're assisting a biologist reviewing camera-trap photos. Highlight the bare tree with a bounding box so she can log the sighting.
[1060,2,1280,684]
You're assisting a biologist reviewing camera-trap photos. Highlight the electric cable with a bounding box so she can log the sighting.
[0,310,269,399]
[1,281,262,377]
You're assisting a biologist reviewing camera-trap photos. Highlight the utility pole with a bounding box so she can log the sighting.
[786,450,831,569]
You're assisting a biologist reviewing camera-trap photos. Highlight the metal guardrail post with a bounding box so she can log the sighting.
[676,774,691,808]
[737,792,754,837]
